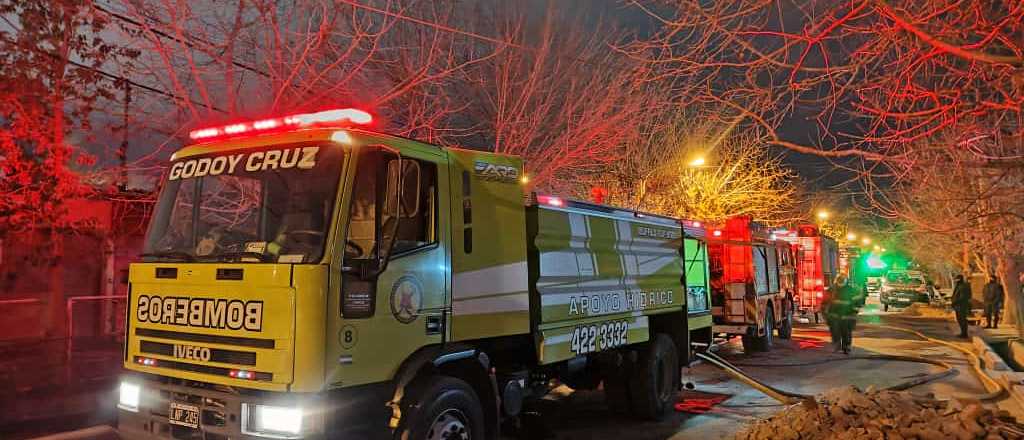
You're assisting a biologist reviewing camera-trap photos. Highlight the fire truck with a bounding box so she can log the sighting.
[117,108,705,439]
[707,217,797,352]
[777,225,839,323]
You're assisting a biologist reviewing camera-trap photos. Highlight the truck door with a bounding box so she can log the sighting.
[328,147,451,387]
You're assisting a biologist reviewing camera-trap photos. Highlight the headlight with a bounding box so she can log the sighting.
[242,404,303,438]
[118,381,141,412]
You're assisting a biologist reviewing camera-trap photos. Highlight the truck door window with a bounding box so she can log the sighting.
[343,153,437,261]
[386,158,437,255]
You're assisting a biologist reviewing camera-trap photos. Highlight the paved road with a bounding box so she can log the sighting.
[514,298,1013,440]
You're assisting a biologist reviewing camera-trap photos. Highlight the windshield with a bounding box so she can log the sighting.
[143,143,344,263]
[885,272,922,286]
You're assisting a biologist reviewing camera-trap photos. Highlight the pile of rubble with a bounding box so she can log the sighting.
[736,386,1024,440]
[901,303,952,318]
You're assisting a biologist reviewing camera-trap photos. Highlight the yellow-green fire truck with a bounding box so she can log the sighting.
[118,109,711,439]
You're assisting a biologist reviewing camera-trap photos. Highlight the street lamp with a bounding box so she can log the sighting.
[688,156,707,167]
[846,232,857,241]
[817,210,829,220]
[861,237,871,245]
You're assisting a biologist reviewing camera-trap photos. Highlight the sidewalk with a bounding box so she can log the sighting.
[935,315,1024,421]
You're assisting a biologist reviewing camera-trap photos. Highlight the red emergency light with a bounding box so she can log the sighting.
[230,369,256,380]
[189,108,373,141]
[537,195,565,207]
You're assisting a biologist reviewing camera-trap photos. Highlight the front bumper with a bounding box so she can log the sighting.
[117,376,323,440]
[881,292,926,306]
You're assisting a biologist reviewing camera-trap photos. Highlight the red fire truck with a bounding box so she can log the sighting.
[708,217,797,352]
[777,225,839,323]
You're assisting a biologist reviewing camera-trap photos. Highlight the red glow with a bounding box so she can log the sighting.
[189,108,373,141]
[230,370,255,380]
[712,230,722,237]
[815,292,823,298]
[537,195,565,207]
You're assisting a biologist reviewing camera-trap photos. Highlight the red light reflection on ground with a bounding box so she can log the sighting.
[674,391,731,414]
[793,333,830,349]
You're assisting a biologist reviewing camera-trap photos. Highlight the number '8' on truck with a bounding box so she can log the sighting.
[118,108,711,439]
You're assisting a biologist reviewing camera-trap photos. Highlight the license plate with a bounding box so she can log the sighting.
[169,402,200,429]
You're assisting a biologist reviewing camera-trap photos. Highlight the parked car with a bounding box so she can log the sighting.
[880,271,929,311]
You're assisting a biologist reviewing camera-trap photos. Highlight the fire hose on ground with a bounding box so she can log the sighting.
[692,323,1006,406]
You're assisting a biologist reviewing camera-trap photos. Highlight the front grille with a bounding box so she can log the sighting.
[140,340,257,366]
[136,328,275,349]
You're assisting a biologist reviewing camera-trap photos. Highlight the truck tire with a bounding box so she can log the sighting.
[751,307,774,352]
[603,366,632,415]
[628,334,679,420]
[741,334,757,353]
[602,351,635,415]
[395,376,486,440]
[777,300,794,339]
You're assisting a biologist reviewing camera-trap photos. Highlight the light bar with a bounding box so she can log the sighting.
[189,108,373,141]
[537,195,564,207]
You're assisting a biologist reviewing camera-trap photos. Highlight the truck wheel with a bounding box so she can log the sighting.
[752,307,774,352]
[777,301,793,339]
[628,334,679,420]
[741,334,756,353]
[603,366,632,415]
[396,376,486,440]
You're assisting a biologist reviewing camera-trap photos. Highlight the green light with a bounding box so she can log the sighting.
[866,253,887,269]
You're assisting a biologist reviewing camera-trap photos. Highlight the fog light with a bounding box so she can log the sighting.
[242,404,303,438]
[118,381,141,412]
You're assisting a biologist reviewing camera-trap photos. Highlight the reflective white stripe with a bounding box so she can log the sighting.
[452,292,529,315]
[452,261,529,299]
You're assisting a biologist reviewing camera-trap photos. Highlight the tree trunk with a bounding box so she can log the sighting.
[996,255,1022,338]
[46,234,66,339]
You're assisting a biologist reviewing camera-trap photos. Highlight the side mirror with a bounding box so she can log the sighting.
[363,152,406,280]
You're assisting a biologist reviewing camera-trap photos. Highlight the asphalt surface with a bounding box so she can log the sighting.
[513,297,1013,440]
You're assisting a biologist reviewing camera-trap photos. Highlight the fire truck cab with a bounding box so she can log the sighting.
[707,217,796,352]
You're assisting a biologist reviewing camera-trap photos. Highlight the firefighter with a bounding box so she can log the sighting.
[827,275,860,354]
[983,275,1005,329]
[951,274,972,338]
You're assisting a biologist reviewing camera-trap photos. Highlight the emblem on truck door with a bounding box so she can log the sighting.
[390,275,423,324]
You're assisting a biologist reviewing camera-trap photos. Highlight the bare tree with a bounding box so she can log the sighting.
[442,3,660,191]
[578,109,801,224]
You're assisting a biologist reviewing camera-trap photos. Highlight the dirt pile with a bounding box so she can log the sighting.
[901,303,952,318]
[736,386,1024,440]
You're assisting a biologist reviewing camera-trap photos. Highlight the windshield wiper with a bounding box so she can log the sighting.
[140,251,195,262]
[197,251,270,263]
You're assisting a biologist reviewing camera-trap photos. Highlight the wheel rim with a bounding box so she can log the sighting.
[426,409,470,440]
